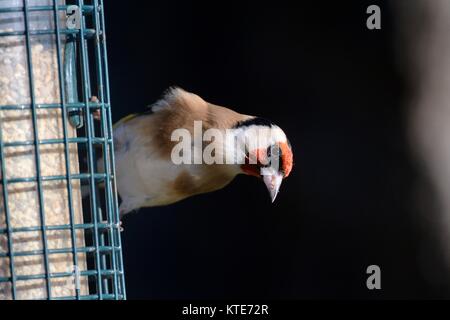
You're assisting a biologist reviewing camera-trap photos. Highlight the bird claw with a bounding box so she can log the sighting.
[90,96,101,120]
[117,220,124,232]
[93,109,101,121]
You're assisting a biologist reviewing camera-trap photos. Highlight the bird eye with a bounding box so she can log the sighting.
[266,144,284,174]
[266,146,272,158]
[268,144,281,158]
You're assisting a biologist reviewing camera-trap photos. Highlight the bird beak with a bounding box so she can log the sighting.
[261,168,283,203]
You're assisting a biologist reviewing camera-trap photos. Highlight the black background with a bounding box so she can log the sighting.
[103,1,445,299]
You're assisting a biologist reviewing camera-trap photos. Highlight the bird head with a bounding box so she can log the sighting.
[233,117,293,202]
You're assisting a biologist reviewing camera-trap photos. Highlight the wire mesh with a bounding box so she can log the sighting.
[0,0,125,300]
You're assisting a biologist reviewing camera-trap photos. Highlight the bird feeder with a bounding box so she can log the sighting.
[0,0,125,299]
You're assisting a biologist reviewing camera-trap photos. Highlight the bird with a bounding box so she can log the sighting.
[107,87,293,216]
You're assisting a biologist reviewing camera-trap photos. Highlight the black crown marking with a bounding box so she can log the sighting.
[233,117,274,129]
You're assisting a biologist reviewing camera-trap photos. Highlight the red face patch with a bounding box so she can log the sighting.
[279,142,293,177]
[240,143,293,178]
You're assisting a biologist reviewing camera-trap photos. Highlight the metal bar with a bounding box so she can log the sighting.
[0,269,119,283]
[77,0,103,299]
[3,172,107,184]
[92,0,119,298]
[52,0,81,299]
[0,222,118,234]
[3,137,111,147]
[65,34,83,128]
[0,102,108,110]
[0,29,96,37]
[0,245,120,258]
[56,293,124,300]
[22,0,52,299]
[99,0,126,299]
[0,115,17,299]
[0,5,94,13]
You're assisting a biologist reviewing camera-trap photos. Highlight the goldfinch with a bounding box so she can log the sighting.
[111,87,293,215]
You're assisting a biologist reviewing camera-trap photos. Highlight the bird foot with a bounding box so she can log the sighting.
[93,109,101,121]
[90,96,101,120]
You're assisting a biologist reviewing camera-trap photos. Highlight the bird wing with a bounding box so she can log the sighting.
[113,87,252,159]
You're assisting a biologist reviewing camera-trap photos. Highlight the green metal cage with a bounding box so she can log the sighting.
[0,0,125,299]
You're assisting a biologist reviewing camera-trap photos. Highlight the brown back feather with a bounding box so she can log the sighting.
[124,88,251,159]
